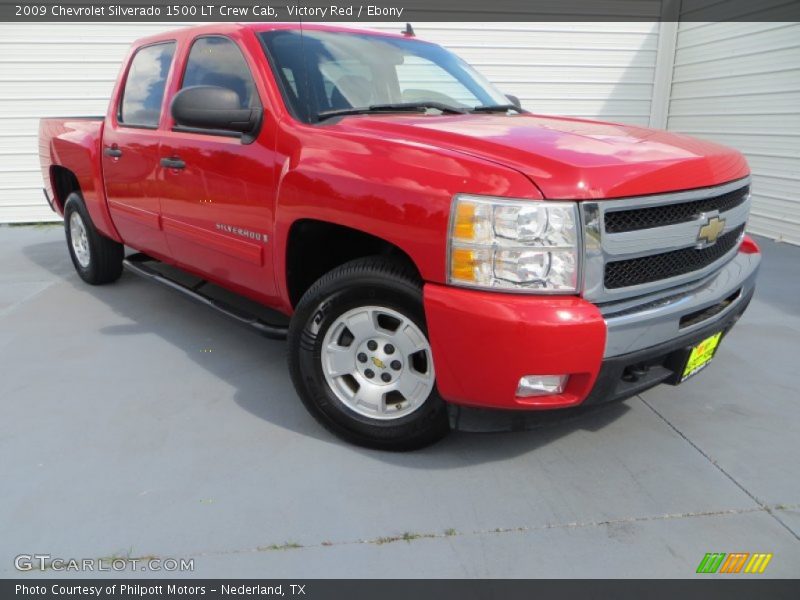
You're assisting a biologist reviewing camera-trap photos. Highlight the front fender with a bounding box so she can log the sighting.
[271,124,541,312]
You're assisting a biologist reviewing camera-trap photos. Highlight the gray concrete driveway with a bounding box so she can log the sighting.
[1,225,798,578]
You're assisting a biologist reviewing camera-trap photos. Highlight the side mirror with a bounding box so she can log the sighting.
[505,94,522,109]
[171,85,262,139]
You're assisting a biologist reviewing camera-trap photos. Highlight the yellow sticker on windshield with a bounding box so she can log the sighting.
[682,332,723,381]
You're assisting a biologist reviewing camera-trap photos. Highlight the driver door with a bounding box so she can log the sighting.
[159,34,278,303]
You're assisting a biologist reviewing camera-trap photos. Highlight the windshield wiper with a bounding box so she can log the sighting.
[470,104,528,114]
[316,101,468,122]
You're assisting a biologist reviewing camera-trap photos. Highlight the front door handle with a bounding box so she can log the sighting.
[103,146,122,158]
[160,157,186,170]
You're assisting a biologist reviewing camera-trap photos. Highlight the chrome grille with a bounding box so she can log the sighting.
[604,185,749,233]
[604,224,745,289]
[580,177,751,303]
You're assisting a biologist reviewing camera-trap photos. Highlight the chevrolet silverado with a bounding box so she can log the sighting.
[39,23,760,449]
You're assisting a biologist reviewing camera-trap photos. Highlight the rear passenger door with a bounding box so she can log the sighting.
[102,41,176,260]
[158,34,278,303]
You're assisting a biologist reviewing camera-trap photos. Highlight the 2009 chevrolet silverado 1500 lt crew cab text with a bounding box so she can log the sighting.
[39,23,761,449]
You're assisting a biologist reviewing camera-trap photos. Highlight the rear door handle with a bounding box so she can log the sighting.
[103,147,122,158]
[160,157,186,170]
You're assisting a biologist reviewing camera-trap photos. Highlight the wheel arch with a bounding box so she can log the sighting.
[49,165,81,213]
[284,218,422,309]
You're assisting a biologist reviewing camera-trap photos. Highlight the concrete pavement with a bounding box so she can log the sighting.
[1,224,798,578]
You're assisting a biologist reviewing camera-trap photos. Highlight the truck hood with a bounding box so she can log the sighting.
[335,113,749,199]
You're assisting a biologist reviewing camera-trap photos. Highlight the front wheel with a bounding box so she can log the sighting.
[288,257,450,450]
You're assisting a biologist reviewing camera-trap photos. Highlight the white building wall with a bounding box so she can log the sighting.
[0,23,195,222]
[666,21,800,244]
[0,21,659,223]
[3,18,798,246]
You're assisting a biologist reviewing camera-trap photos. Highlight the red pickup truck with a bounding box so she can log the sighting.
[39,23,760,449]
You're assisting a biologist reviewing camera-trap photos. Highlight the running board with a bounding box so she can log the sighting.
[122,254,289,340]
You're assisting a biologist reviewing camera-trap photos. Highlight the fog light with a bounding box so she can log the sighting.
[516,375,568,397]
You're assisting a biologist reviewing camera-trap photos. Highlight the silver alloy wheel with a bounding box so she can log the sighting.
[321,305,435,420]
[69,211,91,268]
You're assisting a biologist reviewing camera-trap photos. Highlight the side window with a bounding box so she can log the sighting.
[119,42,176,128]
[319,59,375,110]
[182,36,259,110]
[282,68,298,96]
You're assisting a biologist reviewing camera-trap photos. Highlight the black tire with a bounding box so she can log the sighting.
[288,256,450,450]
[64,192,124,285]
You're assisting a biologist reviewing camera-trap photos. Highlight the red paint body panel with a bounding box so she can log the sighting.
[424,284,607,409]
[38,118,122,242]
[269,120,540,312]
[103,127,171,258]
[155,27,283,305]
[338,115,750,199]
[38,23,757,411]
[740,234,760,254]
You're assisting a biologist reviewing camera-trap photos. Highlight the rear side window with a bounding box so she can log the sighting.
[181,36,259,109]
[119,42,176,128]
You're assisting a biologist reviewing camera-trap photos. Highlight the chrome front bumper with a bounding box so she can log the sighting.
[601,250,760,358]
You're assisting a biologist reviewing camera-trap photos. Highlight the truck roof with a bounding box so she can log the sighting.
[133,22,414,47]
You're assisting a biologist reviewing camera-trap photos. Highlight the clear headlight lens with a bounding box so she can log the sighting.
[449,195,580,292]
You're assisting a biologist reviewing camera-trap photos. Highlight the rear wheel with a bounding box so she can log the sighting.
[64,192,123,285]
[288,257,449,450]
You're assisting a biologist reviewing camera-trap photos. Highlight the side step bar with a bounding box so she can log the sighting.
[122,253,289,340]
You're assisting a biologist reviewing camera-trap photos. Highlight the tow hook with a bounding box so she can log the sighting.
[622,363,650,383]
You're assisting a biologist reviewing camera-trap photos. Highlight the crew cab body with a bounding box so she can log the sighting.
[39,23,760,447]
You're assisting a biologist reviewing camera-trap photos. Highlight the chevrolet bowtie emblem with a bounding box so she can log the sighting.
[697,215,726,247]
[371,356,386,369]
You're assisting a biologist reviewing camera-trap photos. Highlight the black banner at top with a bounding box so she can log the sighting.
[1,0,800,22]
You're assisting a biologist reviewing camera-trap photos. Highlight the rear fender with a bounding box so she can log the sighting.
[39,118,122,242]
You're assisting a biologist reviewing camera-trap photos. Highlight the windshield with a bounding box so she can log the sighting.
[260,29,510,123]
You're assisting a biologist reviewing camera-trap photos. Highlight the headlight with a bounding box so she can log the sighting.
[448,194,580,293]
